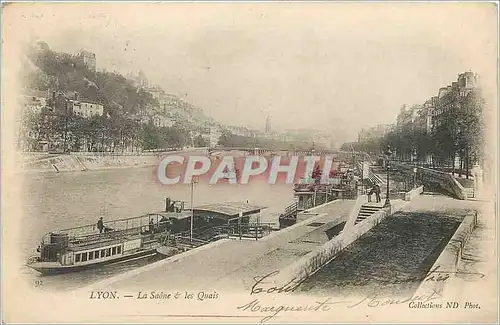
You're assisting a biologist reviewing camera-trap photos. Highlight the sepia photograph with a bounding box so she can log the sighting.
[1,2,498,323]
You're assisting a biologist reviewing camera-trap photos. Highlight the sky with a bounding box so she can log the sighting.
[5,2,498,145]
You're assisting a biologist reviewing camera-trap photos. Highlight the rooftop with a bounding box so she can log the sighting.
[22,89,48,98]
[193,202,266,218]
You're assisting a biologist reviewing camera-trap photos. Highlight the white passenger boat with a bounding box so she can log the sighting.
[27,199,271,275]
[27,200,191,275]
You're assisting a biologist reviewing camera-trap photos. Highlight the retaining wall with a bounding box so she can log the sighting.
[20,148,206,173]
[404,185,424,201]
[23,154,161,172]
[413,210,478,296]
[393,163,468,200]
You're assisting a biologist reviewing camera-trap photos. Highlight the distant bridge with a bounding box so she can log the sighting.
[207,147,371,159]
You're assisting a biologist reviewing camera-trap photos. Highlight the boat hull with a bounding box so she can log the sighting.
[28,249,158,275]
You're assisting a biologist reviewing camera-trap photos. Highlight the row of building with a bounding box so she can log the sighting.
[396,71,479,134]
[358,71,480,160]
[19,89,105,118]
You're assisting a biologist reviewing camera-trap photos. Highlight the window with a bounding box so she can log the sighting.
[88,251,94,260]
[117,246,121,254]
[95,250,100,259]
[106,248,111,257]
[101,249,106,257]
[75,254,81,262]
[81,252,88,262]
[112,247,117,255]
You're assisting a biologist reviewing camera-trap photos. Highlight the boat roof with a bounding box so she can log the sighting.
[193,202,266,218]
[147,211,192,220]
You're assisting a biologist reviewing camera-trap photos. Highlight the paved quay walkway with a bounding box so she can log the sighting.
[80,199,355,293]
[441,187,497,319]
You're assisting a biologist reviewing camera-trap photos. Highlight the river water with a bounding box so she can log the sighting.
[20,166,295,291]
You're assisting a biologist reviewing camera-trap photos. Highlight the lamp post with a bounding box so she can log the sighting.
[412,148,417,189]
[384,145,393,207]
[190,176,199,244]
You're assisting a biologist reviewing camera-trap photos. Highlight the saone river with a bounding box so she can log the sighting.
[19,165,295,291]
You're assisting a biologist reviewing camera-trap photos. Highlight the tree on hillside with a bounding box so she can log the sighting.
[194,135,209,147]
[142,123,161,150]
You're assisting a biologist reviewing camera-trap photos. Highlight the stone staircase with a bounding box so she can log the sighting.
[355,203,383,224]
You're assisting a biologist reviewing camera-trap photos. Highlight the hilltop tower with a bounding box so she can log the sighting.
[78,50,96,71]
[265,116,271,134]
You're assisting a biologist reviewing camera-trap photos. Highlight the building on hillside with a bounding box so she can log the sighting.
[209,127,222,148]
[131,112,150,125]
[152,114,175,128]
[65,92,104,118]
[458,71,479,90]
[145,85,164,101]
[127,71,150,89]
[78,50,96,71]
[20,89,49,114]
[71,100,104,118]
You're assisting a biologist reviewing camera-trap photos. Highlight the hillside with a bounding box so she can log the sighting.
[21,41,208,123]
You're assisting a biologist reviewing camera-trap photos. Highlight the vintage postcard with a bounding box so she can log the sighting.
[1,2,498,323]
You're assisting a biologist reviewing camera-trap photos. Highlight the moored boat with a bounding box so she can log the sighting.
[27,199,191,275]
[27,198,272,275]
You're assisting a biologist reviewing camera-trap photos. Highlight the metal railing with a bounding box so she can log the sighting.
[48,215,176,246]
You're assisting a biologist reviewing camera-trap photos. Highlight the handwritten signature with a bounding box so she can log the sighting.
[250,270,301,295]
[250,266,485,295]
[237,297,350,323]
[240,267,485,322]
[237,289,443,323]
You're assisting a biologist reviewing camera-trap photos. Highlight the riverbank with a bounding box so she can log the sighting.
[16,149,208,174]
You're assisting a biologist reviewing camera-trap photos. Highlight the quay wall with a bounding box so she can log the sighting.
[405,185,424,201]
[393,162,468,200]
[413,210,478,296]
[18,148,205,173]
[21,154,160,173]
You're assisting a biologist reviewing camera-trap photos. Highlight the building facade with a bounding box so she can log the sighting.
[71,100,104,118]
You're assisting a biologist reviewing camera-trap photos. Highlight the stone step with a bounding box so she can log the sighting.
[354,216,367,224]
[359,208,381,214]
[359,209,377,213]
[360,207,380,211]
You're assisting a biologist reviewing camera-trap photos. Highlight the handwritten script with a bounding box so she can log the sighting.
[239,266,486,322]
[250,266,485,294]
[251,270,300,295]
[237,289,443,322]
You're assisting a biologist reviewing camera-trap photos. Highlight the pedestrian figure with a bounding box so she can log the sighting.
[97,217,104,233]
[368,184,381,203]
[149,218,155,234]
[374,184,381,203]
